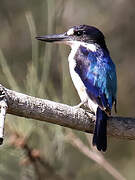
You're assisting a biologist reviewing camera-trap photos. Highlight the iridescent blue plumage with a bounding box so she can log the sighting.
[36,24,117,152]
[74,45,117,151]
[74,45,117,111]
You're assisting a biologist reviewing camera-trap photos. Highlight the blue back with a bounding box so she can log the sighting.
[74,45,117,112]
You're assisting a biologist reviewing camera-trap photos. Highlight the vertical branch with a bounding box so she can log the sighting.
[0,100,7,144]
[0,86,8,144]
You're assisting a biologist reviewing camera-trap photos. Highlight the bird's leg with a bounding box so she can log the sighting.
[85,110,96,123]
[73,99,88,109]
[74,100,96,122]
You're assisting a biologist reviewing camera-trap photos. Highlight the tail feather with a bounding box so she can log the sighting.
[92,107,108,152]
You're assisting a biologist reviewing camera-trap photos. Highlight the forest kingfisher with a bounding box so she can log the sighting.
[36,25,117,152]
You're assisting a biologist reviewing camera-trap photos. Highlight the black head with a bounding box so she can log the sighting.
[36,25,108,50]
[66,25,105,44]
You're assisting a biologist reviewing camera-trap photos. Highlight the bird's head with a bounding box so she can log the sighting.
[36,25,108,50]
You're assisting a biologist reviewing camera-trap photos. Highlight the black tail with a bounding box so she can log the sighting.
[92,107,108,152]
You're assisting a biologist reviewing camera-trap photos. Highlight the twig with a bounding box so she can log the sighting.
[9,132,65,180]
[65,130,126,180]
[24,144,42,180]
[37,156,65,180]
[24,145,65,180]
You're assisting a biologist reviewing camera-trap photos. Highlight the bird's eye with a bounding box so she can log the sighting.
[74,30,83,36]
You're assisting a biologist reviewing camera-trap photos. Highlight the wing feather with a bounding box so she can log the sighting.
[74,46,117,113]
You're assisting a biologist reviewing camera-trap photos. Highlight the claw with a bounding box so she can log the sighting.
[73,100,88,109]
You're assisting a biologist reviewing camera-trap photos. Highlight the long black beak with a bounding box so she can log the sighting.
[36,33,69,43]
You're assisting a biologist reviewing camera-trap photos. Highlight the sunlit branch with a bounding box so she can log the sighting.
[0,87,8,144]
[1,84,135,140]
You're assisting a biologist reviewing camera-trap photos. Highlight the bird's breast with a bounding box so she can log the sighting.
[68,51,88,102]
[68,57,98,113]
[68,46,98,113]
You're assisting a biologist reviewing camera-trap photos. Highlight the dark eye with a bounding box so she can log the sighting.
[74,30,83,36]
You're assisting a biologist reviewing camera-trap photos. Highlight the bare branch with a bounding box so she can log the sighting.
[65,130,126,180]
[0,100,7,143]
[0,86,8,144]
[0,84,134,140]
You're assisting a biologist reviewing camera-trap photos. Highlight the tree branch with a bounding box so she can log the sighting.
[1,84,135,140]
[65,130,126,180]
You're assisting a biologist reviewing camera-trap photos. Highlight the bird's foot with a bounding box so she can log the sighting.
[85,110,96,123]
[73,100,95,123]
[73,100,88,109]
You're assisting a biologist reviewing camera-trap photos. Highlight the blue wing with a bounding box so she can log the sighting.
[74,45,117,113]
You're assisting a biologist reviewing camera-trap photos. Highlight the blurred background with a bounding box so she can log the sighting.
[0,0,135,179]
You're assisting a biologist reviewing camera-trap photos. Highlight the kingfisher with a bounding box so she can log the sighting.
[36,25,117,152]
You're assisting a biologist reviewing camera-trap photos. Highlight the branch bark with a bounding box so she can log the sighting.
[1,84,135,140]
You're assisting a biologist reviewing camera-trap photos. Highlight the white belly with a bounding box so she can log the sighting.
[69,57,88,102]
[68,48,98,113]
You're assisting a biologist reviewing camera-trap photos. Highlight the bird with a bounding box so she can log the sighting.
[36,25,117,152]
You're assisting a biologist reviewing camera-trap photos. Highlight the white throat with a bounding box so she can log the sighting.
[68,41,96,64]
[67,41,97,52]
